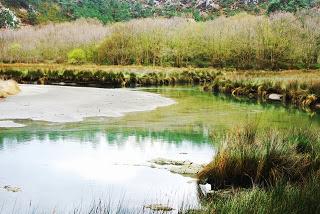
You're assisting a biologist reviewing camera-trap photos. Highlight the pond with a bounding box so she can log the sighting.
[0,86,319,213]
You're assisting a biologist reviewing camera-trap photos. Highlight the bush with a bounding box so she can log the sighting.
[0,7,20,29]
[67,48,87,64]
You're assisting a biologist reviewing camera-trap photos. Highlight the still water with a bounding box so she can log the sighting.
[0,87,318,213]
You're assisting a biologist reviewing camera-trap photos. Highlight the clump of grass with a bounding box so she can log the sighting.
[198,126,320,189]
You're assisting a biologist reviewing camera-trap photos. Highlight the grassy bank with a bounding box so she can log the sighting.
[1,64,320,111]
[1,11,320,69]
[203,70,320,110]
[0,64,220,87]
[195,125,320,214]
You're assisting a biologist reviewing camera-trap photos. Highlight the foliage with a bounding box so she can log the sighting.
[0,7,20,28]
[267,0,310,14]
[1,0,317,25]
[67,48,87,64]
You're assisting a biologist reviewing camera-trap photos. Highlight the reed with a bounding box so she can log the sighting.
[1,11,320,69]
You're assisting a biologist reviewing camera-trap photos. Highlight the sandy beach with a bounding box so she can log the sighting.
[0,84,175,127]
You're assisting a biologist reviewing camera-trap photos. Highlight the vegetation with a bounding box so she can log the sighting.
[0,65,220,87]
[1,12,320,69]
[1,0,320,25]
[195,125,320,214]
[194,177,320,214]
[0,6,20,28]
[205,70,320,109]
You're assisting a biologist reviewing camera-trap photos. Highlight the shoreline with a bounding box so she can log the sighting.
[0,84,175,127]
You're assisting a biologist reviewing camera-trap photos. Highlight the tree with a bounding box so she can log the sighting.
[0,7,20,28]
[267,0,309,14]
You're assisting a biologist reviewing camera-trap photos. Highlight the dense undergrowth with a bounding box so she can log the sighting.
[1,12,320,69]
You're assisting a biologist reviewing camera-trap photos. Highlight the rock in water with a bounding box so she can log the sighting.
[268,93,283,101]
[0,80,21,98]
[3,185,21,192]
[144,204,174,212]
[149,158,204,175]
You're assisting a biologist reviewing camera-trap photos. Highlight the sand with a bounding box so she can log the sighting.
[0,84,175,127]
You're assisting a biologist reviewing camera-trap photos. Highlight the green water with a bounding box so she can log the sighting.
[0,87,318,213]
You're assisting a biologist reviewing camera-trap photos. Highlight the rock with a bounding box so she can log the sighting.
[144,204,174,212]
[199,183,212,196]
[169,163,203,174]
[150,158,193,166]
[314,103,320,110]
[3,185,21,192]
[149,158,204,175]
[268,93,283,101]
[0,80,20,98]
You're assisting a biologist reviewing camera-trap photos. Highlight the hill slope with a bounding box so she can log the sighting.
[0,0,319,27]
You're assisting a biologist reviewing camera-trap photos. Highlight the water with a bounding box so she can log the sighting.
[0,87,319,213]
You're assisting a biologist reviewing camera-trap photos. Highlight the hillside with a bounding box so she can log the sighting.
[0,0,319,27]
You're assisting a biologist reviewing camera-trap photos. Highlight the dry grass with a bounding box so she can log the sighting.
[1,12,320,69]
[0,19,111,63]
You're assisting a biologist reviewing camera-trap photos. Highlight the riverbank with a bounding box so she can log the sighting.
[1,64,320,111]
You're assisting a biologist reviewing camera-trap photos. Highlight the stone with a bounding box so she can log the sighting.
[0,80,20,98]
[149,158,205,175]
[268,93,283,101]
[3,185,21,192]
[144,204,174,212]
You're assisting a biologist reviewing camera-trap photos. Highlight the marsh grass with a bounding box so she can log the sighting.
[198,126,320,189]
[1,11,320,69]
[0,67,220,88]
[194,125,320,214]
[209,72,320,109]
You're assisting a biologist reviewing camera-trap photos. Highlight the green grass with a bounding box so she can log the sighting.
[194,125,320,214]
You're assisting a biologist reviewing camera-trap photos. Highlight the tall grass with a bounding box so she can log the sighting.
[1,11,320,69]
[96,12,320,69]
[198,126,320,189]
[0,19,111,63]
[194,126,320,213]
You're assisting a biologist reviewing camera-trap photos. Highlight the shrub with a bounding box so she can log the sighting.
[67,48,87,64]
[0,7,20,29]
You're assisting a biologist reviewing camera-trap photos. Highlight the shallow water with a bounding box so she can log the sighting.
[0,87,319,213]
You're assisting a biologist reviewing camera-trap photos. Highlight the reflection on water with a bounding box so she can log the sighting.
[0,87,319,213]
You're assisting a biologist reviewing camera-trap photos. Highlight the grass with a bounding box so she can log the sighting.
[1,11,320,69]
[199,125,320,189]
[204,70,320,109]
[1,63,320,110]
[0,64,221,87]
[193,177,320,214]
[194,125,320,214]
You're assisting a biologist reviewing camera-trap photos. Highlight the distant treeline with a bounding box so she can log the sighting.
[1,12,320,69]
